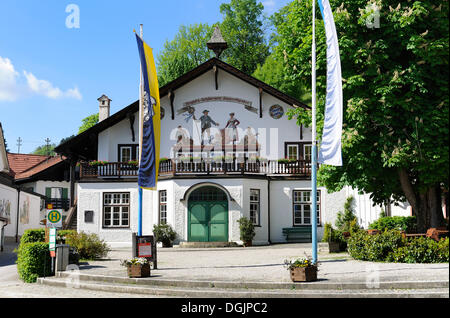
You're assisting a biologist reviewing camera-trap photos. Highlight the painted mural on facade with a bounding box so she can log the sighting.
[172,96,262,159]
[20,196,30,224]
[0,198,11,222]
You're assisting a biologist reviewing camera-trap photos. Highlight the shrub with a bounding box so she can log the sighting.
[153,223,177,247]
[347,230,404,261]
[16,242,52,283]
[387,237,449,263]
[65,232,110,260]
[369,216,417,233]
[20,229,45,244]
[237,217,256,243]
[322,223,332,243]
[335,196,359,233]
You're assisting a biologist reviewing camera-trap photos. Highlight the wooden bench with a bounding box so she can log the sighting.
[282,227,312,243]
[404,228,449,241]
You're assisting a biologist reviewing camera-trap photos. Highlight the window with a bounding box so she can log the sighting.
[287,144,299,160]
[103,193,130,228]
[250,189,260,226]
[120,146,132,162]
[159,190,167,225]
[118,145,139,162]
[304,144,312,162]
[293,190,321,226]
[51,187,63,199]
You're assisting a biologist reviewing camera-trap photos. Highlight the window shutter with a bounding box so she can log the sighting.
[62,188,68,199]
[45,187,52,198]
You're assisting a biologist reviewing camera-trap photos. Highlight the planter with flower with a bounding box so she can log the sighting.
[121,258,151,278]
[284,257,318,282]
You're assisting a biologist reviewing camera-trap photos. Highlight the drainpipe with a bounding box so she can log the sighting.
[267,178,271,245]
[15,187,20,243]
[1,223,6,252]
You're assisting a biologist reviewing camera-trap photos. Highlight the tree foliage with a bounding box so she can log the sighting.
[78,113,99,134]
[157,23,214,86]
[219,0,270,75]
[272,0,449,230]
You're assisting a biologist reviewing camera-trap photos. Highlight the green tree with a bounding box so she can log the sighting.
[220,0,270,75]
[78,113,99,134]
[272,0,449,231]
[157,23,214,86]
[32,144,56,156]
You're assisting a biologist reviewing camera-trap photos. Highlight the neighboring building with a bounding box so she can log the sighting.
[55,31,412,247]
[7,153,73,226]
[0,124,46,248]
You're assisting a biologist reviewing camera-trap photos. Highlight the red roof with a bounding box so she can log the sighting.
[6,153,65,180]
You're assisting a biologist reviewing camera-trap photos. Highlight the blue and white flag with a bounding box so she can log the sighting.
[317,0,343,166]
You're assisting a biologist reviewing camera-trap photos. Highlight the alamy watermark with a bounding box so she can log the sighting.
[365,3,380,29]
[365,264,380,289]
[66,4,80,29]
[64,264,81,288]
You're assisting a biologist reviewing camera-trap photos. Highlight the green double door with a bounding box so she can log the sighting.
[188,201,228,242]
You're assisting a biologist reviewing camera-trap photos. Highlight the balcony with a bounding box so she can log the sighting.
[79,159,313,180]
[45,198,70,211]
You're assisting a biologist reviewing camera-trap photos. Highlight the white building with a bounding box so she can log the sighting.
[55,34,411,247]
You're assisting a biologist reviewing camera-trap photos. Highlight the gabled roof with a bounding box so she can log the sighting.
[55,57,309,159]
[7,153,67,182]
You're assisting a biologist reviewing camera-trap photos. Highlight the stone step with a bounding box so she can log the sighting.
[177,242,240,248]
[37,276,449,298]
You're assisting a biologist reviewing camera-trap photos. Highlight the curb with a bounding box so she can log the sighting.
[54,272,449,291]
[37,277,449,298]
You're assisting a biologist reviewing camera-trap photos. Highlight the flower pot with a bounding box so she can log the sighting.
[290,266,317,282]
[127,263,151,278]
[328,241,340,253]
[367,229,381,235]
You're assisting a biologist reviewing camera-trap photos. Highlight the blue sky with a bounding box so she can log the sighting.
[0,0,290,154]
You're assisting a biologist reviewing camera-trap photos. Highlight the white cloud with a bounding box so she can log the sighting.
[262,0,276,11]
[0,56,82,102]
[23,71,82,100]
[0,56,20,101]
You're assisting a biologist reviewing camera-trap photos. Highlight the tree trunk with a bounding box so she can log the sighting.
[398,169,445,232]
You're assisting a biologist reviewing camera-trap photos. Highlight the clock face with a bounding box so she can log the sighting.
[160,107,165,120]
[269,105,284,119]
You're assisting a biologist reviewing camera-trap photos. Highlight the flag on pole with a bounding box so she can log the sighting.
[135,33,161,189]
[317,0,343,167]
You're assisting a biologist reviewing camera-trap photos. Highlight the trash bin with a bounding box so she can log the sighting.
[55,244,70,272]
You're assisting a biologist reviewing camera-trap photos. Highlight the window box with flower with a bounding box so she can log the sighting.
[284,257,318,282]
[121,258,151,278]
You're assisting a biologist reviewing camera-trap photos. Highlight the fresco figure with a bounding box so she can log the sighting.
[199,110,219,145]
[225,113,240,144]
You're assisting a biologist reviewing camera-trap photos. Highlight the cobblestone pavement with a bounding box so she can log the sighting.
[76,243,449,283]
[1,242,448,298]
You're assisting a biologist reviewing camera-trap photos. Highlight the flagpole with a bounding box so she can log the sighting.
[311,0,318,265]
[138,24,143,237]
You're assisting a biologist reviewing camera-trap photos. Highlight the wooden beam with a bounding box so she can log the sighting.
[213,66,219,90]
[259,87,263,118]
[300,123,303,140]
[169,90,175,120]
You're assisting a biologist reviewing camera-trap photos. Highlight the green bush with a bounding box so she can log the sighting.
[153,223,177,247]
[322,223,333,242]
[237,217,256,243]
[16,242,52,283]
[369,216,417,233]
[387,237,449,263]
[65,232,110,260]
[335,196,360,233]
[347,230,404,261]
[20,229,45,244]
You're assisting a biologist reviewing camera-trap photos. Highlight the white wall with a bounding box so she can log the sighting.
[0,183,43,238]
[98,68,311,163]
[77,182,141,247]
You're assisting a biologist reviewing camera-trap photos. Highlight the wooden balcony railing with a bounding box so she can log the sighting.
[79,159,313,180]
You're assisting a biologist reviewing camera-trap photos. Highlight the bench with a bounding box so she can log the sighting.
[282,227,312,243]
[404,228,449,242]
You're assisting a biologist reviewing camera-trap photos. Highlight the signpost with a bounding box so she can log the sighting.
[133,234,157,269]
[46,204,62,229]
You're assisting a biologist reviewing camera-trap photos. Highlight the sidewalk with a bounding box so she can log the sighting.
[75,243,449,284]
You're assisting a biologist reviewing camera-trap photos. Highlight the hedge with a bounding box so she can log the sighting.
[368,216,417,233]
[347,230,449,263]
[16,242,52,283]
[20,229,46,244]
